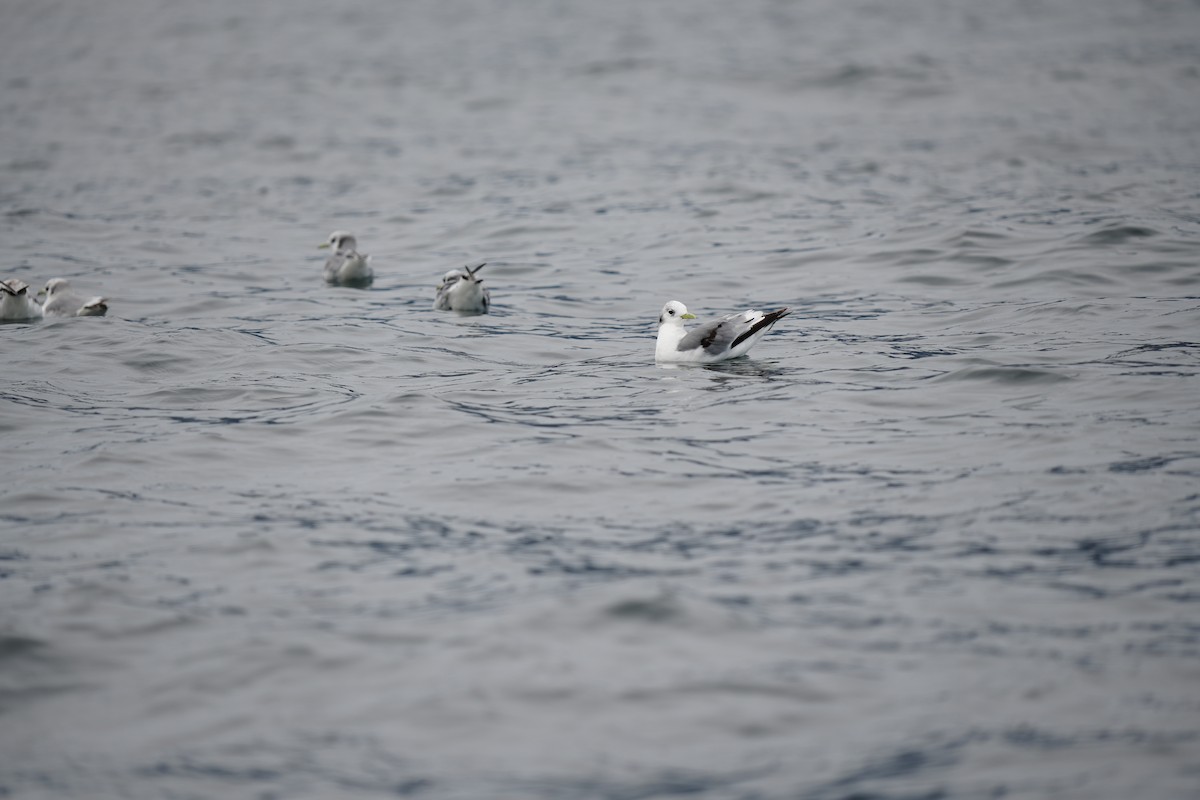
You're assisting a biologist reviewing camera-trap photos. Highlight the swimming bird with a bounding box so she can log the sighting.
[318,230,374,287]
[0,278,44,321]
[434,262,489,314]
[37,278,108,317]
[655,300,789,363]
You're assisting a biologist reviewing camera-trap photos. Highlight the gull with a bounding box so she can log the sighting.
[0,278,44,321]
[434,262,489,314]
[655,300,789,363]
[38,278,108,317]
[318,230,374,286]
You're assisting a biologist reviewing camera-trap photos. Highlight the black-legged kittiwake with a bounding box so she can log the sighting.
[655,300,788,363]
[318,230,374,287]
[0,278,44,321]
[38,278,108,317]
[434,262,489,314]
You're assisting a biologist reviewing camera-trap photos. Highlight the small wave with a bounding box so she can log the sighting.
[1108,455,1175,473]
[932,366,1070,385]
[1080,224,1160,245]
[897,273,971,286]
[992,266,1125,289]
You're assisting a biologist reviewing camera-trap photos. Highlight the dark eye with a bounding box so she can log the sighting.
[668,309,675,315]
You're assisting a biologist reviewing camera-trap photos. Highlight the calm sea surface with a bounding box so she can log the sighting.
[2,1,1199,797]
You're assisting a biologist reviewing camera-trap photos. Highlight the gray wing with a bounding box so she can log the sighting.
[77,297,108,316]
[323,253,346,281]
[676,314,744,356]
[433,274,461,310]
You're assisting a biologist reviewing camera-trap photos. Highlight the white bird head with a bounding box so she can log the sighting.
[439,262,485,287]
[318,230,357,254]
[658,300,696,326]
[40,277,71,299]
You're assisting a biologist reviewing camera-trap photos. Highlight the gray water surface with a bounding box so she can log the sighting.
[2,1,1199,798]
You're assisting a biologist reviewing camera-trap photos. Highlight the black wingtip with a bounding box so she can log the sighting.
[755,307,790,328]
[730,307,790,350]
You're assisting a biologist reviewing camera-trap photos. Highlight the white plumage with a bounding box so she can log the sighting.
[0,279,44,321]
[434,262,490,314]
[655,300,789,363]
[38,278,108,317]
[318,230,374,287]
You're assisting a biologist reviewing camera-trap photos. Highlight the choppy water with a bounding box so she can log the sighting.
[2,1,1199,797]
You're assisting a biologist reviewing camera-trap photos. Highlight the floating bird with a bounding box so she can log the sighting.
[434,262,489,314]
[0,278,43,321]
[655,300,789,363]
[38,278,108,317]
[318,230,374,287]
